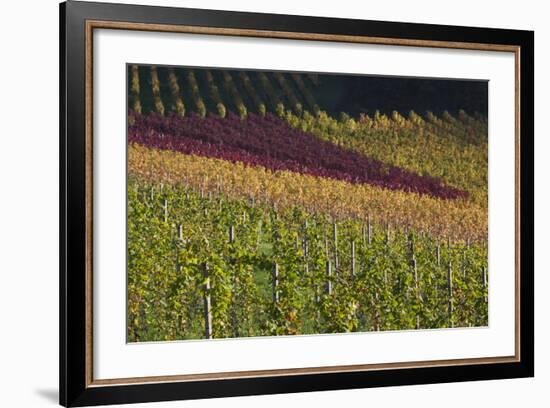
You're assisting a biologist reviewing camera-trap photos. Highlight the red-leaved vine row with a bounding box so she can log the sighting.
[128,111,468,200]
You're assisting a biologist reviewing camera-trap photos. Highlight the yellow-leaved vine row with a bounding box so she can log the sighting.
[128,143,487,242]
[283,109,488,207]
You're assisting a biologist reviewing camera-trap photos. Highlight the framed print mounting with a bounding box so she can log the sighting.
[60,1,534,406]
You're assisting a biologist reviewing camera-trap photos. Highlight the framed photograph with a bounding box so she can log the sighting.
[60,1,534,406]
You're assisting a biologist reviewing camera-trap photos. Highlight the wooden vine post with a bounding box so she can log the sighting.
[229,225,235,244]
[303,221,309,277]
[367,215,372,245]
[272,263,280,303]
[333,222,339,271]
[434,243,441,300]
[482,266,488,303]
[462,249,467,278]
[382,222,390,285]
[408,231,415,256]
[175,223,183,274]
[228,225,239,338]
[412,257,421,329]
[412,257,419,292]
[447,261,454,327]
[203,263,213,339]
[374,292,380,332]
[325,260,332,295]
[350,240,356,280]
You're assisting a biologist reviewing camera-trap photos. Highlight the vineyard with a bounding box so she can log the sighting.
[127,65,489,342]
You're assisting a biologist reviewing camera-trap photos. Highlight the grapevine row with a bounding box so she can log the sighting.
[167,68,185,117]
[129,112,468,199]
[128,180,488,341]
[221,71,247,118]
[187,70,207,117]
[205,71,226,118]
[150,66,165,115]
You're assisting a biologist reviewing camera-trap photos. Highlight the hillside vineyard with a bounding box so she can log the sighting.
[127,65,488,342]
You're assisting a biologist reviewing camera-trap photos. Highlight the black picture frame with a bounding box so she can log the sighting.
[60,1,534,406]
